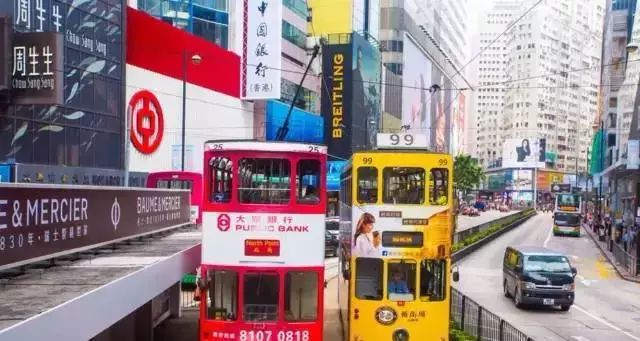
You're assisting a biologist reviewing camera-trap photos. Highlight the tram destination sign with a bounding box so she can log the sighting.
[376,133,429,149]
[382,231,424,248]
[0,185,191,270]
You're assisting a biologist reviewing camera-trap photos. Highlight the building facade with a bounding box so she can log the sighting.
[471,1,518,168]
[502,0,605,174]
[135,0,230,49]
[378,0,472,154]
[0,0,145,185]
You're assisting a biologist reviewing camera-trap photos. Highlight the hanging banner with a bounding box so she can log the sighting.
[240,0,282,99]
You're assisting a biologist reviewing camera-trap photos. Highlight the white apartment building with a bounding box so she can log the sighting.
[419,0,469,71]
[472,1,518,167]
[502,0,605,173]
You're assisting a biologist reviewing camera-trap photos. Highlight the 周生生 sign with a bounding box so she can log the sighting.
[10,31,63,104]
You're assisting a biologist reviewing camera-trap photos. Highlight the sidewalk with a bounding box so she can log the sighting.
[582,224,640,283]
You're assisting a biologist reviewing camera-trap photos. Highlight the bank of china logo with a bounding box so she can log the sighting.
[111,197,121,230]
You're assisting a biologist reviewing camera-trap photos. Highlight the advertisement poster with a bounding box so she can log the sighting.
[513,169,533,191]
[202,212,324,267]
[349,205,449,260]
[502,138,546,168]
[0,186,190,270]
[350,33,381,149]
[241,0,282,99]
[628,140,639,169]
[321,43,353,160]
[401,33,432,140]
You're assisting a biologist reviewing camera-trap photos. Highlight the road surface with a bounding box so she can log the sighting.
[457,209,514,232]
[454,212,640,341]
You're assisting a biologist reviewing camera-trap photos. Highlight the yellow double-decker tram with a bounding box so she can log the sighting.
[337,133,456,341]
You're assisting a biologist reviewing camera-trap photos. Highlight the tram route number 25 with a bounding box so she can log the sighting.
[239,330,310,341]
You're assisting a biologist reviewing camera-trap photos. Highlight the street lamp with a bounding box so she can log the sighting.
[627,42,639,53]
[181,52,202,171]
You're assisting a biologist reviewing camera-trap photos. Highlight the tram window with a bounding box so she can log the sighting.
[357,167,378,204]
[156,180,169,188]
[238,158,290,204]
[243,273,279,321]
[285,271,318,321]
[169,180,192,190]
[419,260,446,301]
[206,270,238,321]
[210,157,233,203]
[429,168,449,205]
[355,258,383,300]
[387,260,417,301]
[382,167,425,204]
[297,159,321,204]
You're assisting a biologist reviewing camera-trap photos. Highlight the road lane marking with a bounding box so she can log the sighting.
[573,304,640,341]
[544,223,553,247]
[571,337,591,341]
[595,258,614,279]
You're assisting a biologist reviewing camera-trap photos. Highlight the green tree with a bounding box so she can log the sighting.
[454,154,485,192]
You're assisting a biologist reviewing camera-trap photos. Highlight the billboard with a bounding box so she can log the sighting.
[0,185,190,270]
[240,0,282,99]
[350,33,381,150]
[432,66,454,153]
[265,100,323,144]
[513,169,533,191]
[502,138,546,168]
[401,34,432,141]
[322,42,353,160]
[327,160,346,191]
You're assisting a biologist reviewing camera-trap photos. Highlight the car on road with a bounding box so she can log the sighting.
[325,229,338,257]
[503,246,577,311]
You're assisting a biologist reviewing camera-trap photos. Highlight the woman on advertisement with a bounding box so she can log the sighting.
[353,212,381,257]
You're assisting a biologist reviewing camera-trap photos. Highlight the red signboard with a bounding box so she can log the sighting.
[244,239,280,256]
[129,90,164,154]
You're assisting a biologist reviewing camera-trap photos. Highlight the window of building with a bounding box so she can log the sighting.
[192,18,228,48]
[297,159,321,204]
[382,167,425,204]
[283,0,308,17]
[282,20,306,49]
[357,167,378,204]
[387,260,417,301]
[419,260,446,301]
[243,273,279,321]
[238,158,290,204]
[429,168,448,205]
[285,271,318,321]
[355,258,383,300]
[206,270,238,321]
[210,156,233,203]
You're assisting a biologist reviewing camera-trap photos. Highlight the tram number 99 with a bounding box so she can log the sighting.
[438,158,448,166]
[239,330,310,341]
[389,133,414,146]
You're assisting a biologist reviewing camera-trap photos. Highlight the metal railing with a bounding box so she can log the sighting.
[451,287,534,341]
[181,282,200,310]
[454,209,535,244]
[611,241,639,276]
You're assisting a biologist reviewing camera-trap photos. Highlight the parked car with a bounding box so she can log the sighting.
[503,246,576,311]
[325,230,338,257]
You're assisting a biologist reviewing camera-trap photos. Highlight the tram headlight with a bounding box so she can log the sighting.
[392,329,410,341]
[374,306,397,326]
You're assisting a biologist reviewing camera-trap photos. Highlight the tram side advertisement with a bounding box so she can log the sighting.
[0,186,191,270]
[202,212,324,266]
[349,205,449,259]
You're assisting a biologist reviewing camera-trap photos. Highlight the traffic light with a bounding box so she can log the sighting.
[539,138,546,162]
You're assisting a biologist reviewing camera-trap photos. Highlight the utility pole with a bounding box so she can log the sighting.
[276,44,321,141]
[598,120,604,217]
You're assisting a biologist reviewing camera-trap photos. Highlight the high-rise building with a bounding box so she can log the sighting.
[471,1,519,168]
[501,0,605,173]
[418,0,469,72]
[308,0,380,39]
[378,0,472,154]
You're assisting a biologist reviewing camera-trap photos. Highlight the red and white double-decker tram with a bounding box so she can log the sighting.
[199,140,327,341]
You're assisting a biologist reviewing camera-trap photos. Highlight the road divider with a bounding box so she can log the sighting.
[452,209,537,263]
